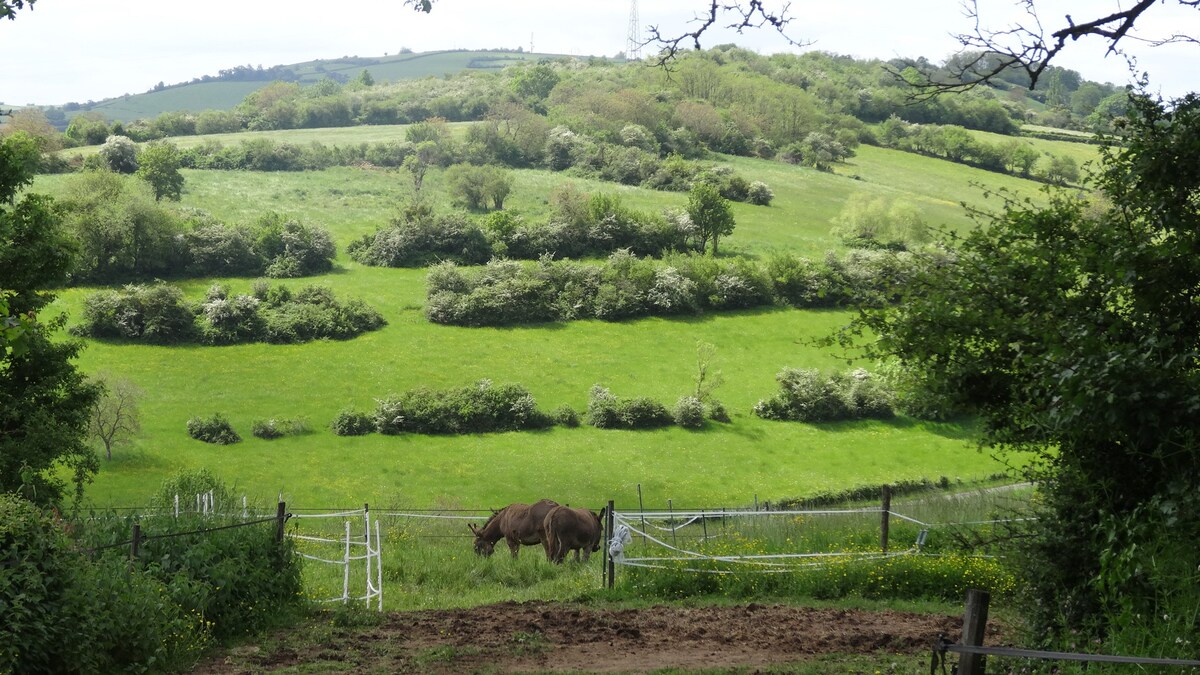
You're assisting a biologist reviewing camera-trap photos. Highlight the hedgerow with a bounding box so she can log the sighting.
[72,281,386,345]
[425,249,909,327]
[373,379,554,435]
[753,367,895,423]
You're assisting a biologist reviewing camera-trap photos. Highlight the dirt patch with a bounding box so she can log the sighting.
[197,601,1002,673]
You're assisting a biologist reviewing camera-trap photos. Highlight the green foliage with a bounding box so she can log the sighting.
[373,379,553,435]
[135,140,185,200]
[831,193,930,250]
[59,169,187,283]
[846,93,1200,640]
[1,136,99,505]
[251,417,310,440]
[673,395,706,428]
[444,162,513,210]
[348,208,490,267]
[73,281,384,346]
[687,182,735,255]
[753,367,894,423]
[186,413,242,444]
[97,134,139,173]
[0,494,210,673]
[253,212,336,278]
[585,384,674,429]
[73,281,196,343]
[329,409,375,436]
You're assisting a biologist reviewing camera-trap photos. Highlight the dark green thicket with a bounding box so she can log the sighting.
[845,93,1200,647]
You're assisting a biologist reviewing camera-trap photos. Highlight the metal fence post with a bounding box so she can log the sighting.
[880,485,891,553]
[606,499,615,589]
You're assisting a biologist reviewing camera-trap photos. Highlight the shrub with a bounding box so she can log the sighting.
[198,293,265,345]
[254,213,336,278]
[72,281,197,343]
[0,494,208,673]
[252,417,310,439]
[187,414,242,444]
[184,222,261,276]
[753,368,894,423]
[587,385,674,430]
[707,399,731,423]
[674,396,706,428]
[553,404,580,427]
[330,409,376,436]
[747,180,774,206]
[373,380,552,435]
[348,211,491,267]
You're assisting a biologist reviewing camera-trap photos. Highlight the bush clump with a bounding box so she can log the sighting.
[347,210,491,267]
[586,385,674,430]
[674,396,706,429]
[753,368,894,423]
[251,417,310,440]
[373,380,553,435]
[0,494,210,673]
[187,413,242,444]
[73,281,386,345]
[330,409,376,436]
[72,281,196,343]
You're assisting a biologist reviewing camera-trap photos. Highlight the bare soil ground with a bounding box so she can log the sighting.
[197,601,1001,674]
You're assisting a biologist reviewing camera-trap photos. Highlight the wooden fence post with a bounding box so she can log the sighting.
[605,499,615,590]
[275,501,287,543]
[130,523,141,561]
[880,485,891,553]
[960,588,991,675]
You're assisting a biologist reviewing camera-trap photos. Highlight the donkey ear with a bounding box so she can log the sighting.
[468,523,478,535]
[598,506,607,519]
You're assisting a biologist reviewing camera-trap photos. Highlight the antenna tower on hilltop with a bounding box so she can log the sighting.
[626,0,641,60]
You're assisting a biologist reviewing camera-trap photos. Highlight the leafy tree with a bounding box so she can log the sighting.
[0,135,99,505]
[135,140,185,201]
[509,63,560,110]
[445,163,512,211]
[58,170,183,282]
[840,92,1200,639]
[88,372,142,460]
[355,68,375,87]
[0,107,62,151]
[64,112,111,146]
[686,182,734,255]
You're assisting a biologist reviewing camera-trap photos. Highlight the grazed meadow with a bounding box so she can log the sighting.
[33,126,1069,511]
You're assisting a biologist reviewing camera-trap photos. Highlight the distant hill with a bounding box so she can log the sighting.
[51,50,564,125]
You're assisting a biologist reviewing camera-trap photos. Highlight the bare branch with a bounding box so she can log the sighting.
[644,1,808,69]
[915,0,1200,94]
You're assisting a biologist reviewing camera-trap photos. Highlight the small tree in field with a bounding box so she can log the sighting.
[136,141,184,201]
[687,182,735,255]
[88,372,142,460]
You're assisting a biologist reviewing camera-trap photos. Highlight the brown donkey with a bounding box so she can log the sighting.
[468,499,559,557]
[542,505,607,564]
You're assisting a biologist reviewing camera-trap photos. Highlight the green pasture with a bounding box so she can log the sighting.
[30,146,1054,511]
[83,81,268,122]
[971,126,1102,169]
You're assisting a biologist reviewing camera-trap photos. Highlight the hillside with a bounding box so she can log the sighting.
[24,114,1091,510]
[51,50,560,124]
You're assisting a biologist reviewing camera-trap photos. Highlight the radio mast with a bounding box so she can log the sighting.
[626,0,641,60]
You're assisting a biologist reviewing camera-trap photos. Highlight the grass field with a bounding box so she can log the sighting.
[31,137,1059,512]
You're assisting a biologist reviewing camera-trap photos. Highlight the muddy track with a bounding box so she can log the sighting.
[198,601,997,673]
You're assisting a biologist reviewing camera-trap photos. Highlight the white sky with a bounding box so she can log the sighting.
[2,1,1197,106]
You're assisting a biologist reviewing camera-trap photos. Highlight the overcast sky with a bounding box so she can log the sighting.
[2,1,1197,106]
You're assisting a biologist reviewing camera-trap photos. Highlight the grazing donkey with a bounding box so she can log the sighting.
[469,499,559,558]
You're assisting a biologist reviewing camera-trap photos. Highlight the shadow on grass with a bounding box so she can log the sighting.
[775,415,979,442]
